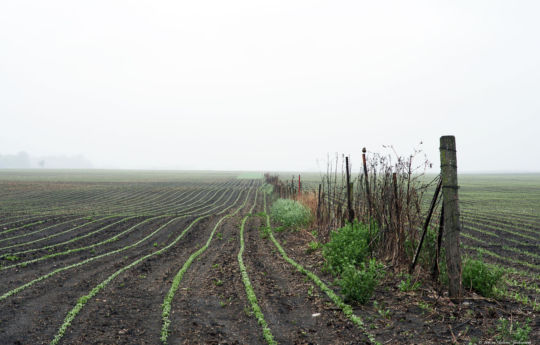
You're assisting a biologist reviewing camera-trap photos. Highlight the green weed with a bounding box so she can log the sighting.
[323,221,374,275]
[338,259,384,304]
[462,256,503,297]
[417,301,432,313]
[398,274,421,292]
[373,301,391,319]
[307,241,322,253]
[496,317,531,343]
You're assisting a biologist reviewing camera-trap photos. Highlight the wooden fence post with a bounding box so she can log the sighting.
[440,135,462,301]
[362,148,372,218]
[345,156,354,222]
[317,184,322,222]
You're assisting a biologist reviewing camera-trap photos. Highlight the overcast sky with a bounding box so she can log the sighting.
[1,1,539,172]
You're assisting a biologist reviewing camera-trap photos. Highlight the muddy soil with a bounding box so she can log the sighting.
[1,182,537,345]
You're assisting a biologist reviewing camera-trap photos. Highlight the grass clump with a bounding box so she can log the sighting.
[323,220,374,275]
[338,259,384,304]
[462,256,503,297]
[270,198,311,229]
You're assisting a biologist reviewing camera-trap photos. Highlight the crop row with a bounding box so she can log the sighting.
[0,187,241,271]
[0,179,249,216]
[50,188,252,345]
[0,186,248,309]
[0,187,225,256]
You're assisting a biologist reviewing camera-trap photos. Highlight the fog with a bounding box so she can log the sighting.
[1,1,539,172]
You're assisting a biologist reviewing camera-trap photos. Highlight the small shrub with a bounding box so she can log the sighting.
[270,199,311,229]
[462,257,503,297]
[338,259,384,304]
[323,221,374,275]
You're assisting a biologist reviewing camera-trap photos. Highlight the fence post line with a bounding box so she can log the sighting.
[440,135,462,301]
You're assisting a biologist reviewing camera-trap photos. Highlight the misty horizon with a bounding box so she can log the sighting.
[2,1,539,173]
[1,150,539,174]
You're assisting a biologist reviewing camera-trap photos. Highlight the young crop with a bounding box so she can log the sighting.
[236,192,276,345]
[0,187,244,303]
[53,190,250,345]
[161,189,252,344]
[0,216,91,245]
[0,220,45,236]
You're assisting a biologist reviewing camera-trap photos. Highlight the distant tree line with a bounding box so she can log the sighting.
[0,151,92,169]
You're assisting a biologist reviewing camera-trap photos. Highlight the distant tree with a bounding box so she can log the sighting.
[0,151,31,168]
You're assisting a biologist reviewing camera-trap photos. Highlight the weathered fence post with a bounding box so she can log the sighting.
[392,172,402,263]
[362,148,372,218]
[298,175,302,197]
[440,135,462,301]
[345,156,355,222]
[317,183,322,223]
